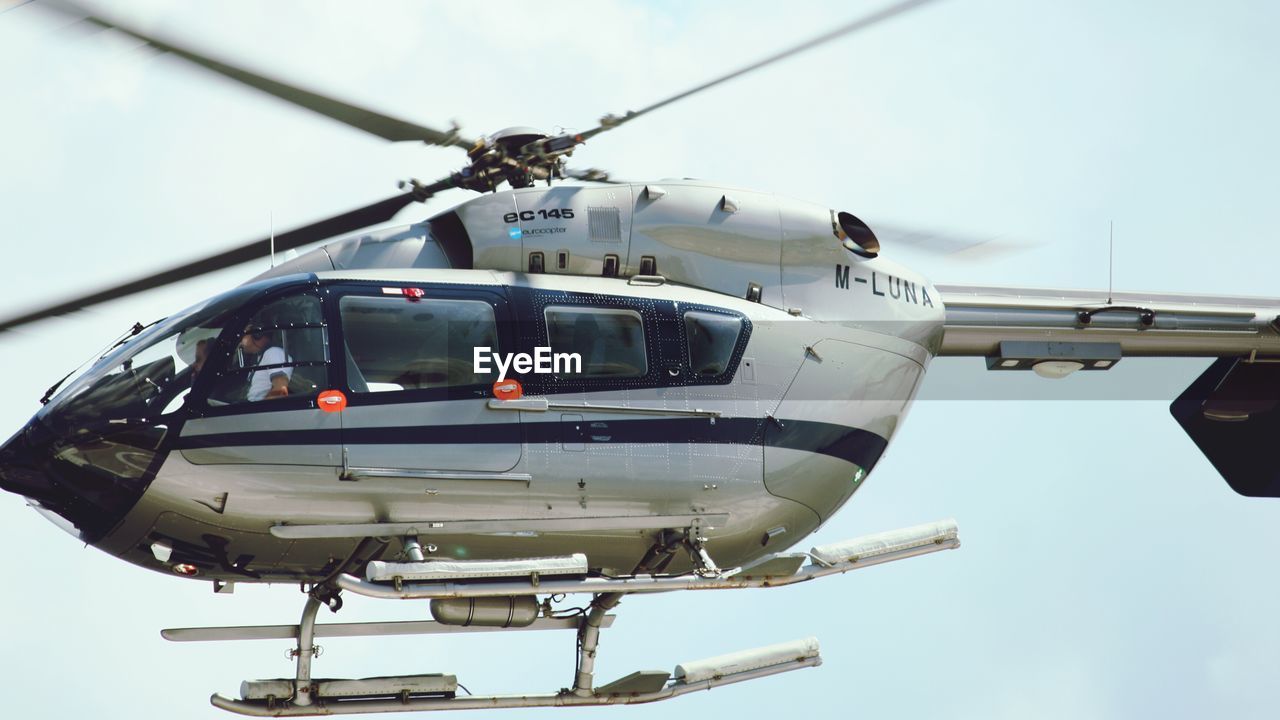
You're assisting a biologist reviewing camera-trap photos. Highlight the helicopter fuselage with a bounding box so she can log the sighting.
[1,182,943,581]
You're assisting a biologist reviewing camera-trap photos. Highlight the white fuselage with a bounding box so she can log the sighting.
[19,182,945,581]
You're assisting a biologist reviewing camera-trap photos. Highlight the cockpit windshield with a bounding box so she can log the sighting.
[40,277,295,427]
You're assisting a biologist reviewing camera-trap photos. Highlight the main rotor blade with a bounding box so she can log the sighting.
[577,0,942,142]
[872,223,1035,261]
[563,167,626,184]
[0,191,421,334]
[40,0,474,148]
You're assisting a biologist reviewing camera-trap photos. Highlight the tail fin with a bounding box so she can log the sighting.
[1171,358,1280,497]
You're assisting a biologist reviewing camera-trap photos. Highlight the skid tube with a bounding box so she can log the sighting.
[211,656,822,716]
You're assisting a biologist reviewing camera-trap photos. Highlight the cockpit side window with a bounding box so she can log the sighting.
[207,293,329,405]
[339,295,500,392]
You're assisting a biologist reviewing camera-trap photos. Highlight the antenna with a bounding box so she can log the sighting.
[1107,220,1114,305]
[269,211,276,268]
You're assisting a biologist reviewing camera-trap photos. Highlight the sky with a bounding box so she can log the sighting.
[0,1,1278,718]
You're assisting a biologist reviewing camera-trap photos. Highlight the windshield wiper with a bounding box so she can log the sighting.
[38,369,77,406]
[108,322,148,352]
[39,321,151,405]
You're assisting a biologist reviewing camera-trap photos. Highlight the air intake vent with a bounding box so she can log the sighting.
[588,207,622,242]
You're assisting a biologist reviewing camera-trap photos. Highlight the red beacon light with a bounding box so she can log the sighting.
[402,287,425,301]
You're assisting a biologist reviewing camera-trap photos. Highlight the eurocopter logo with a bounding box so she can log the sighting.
[835,265,934,307]
[507,227,566,240]
[474,347,583,381]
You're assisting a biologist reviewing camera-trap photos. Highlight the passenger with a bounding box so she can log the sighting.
[191,338,210,377]
[240,324,292,400]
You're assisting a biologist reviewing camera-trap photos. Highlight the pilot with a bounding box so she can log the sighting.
[239,324,292,400]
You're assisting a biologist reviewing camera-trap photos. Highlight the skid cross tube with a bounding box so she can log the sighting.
[573,593,623,697]
[292,596,323,707]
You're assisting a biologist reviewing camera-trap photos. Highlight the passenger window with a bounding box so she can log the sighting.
[341,296,499,392]
[545,307,647,378]
[684,310,742,377]
[208,294,329,405]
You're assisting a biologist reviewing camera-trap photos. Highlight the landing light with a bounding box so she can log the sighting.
[1032,360,1084,379]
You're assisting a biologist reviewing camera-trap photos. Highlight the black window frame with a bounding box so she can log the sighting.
[510,287,752,395]
[190,281,333,417]
[679,306,750,382]
[327,281,516,406]
[543,305,649,380]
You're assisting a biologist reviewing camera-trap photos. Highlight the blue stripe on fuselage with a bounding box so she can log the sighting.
[174,417,888,471]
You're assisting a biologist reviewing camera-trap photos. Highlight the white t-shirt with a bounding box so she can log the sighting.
[247,346,293,401]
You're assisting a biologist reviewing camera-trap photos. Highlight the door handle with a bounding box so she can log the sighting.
[318,389,347,412]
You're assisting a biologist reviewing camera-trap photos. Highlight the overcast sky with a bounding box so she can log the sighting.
[1,1,1278,718]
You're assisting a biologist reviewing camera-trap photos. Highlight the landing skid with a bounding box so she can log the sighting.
[186,520,957,716]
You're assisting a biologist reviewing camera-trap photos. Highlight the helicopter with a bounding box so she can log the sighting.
[2,0,1280,712]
